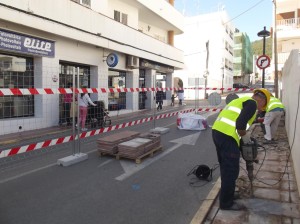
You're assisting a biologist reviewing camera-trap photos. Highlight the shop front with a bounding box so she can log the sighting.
[0,28,55,123]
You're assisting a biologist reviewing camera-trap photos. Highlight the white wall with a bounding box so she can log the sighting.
[281,49,300,196]
[0,0,184,69]
[108,0,139,29]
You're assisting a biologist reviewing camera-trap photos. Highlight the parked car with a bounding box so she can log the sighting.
[233,83,249,88]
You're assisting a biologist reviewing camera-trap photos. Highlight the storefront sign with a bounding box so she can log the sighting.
[0,28,55,57]
[140,60,174,73]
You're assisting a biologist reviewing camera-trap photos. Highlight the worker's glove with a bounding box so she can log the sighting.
[241,131,252,145]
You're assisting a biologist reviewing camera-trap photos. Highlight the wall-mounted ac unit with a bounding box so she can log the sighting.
[127,55,139,69]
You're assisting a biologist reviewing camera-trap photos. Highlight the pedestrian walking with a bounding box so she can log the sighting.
[178,89,184,105]
[171,94,177,106]
[156,91,163,111]
[78,92,96,131]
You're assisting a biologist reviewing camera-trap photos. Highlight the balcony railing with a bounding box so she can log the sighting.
[277,17,300,31]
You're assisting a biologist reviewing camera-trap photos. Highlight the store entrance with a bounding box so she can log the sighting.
[139,70,146,110]
[58,62,90,125]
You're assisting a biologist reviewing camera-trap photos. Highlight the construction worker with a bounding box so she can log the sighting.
[212,88,270,210]
[263,96,285,143]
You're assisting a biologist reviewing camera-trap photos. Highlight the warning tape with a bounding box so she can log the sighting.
[0,107,222,158]
[0,87,256,96]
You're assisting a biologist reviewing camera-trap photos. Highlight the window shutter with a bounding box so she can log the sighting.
[122,13,128,25]
[114,10,121,22]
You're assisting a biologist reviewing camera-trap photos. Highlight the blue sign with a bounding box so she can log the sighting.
[0,28,55,57]
[106,53,118,67]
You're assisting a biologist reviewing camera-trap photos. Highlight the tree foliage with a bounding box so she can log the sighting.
[251,37,273,59]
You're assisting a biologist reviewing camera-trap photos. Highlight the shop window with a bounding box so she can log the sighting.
[58,62,90,125]
[108,70,126,111]
[0,54,34,119]
[59,63,90,88]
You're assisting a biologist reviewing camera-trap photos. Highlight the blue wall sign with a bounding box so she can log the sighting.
[0,28,55,57]
[106,53,118,67]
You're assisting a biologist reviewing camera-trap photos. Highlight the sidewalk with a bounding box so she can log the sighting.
[192,120,300,223]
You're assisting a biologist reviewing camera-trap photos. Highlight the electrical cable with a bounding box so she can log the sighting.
[188,163,220,187]
[253,84,300,186]
[223,0,267,25]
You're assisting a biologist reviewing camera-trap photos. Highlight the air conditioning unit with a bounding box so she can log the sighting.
[127,55,139,69]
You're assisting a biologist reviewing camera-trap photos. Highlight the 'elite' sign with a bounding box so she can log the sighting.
[0,28,55,57]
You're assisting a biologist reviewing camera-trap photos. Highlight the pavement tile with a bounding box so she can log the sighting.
[291,218,300,224]
[255,170,283,180]
[254,188,281,200]
[281,180,298,191]
[247,213,282,224]
[257,153,286,161]
[212,210,247,224]
[260,160,292,167]
[259,163,289,173]
[280,191,300,203]
[253,179,280,189]
[242,198,300,218]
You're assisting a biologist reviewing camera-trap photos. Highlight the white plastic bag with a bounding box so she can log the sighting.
[177,113,207,130]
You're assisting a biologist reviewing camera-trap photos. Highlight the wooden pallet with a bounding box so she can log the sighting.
[98,150,117,157]
[116,145,163,164]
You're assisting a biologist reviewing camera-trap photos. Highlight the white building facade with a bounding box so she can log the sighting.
[0,0,184,134]
[272,0,300,96]
[174,10,234,100]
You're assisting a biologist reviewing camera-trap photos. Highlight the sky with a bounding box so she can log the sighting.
[174,0,274,42]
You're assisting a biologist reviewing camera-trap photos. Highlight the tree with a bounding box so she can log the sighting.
[251,37,272,59]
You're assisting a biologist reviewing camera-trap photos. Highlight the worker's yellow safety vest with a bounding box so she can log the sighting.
[266,97,284,112]
[212,96,257,146]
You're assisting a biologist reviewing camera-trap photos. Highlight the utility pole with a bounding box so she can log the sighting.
[273,0,279,97]
[203,40,209,99]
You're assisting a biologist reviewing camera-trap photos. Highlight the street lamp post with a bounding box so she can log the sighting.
[204,40,209,99]
[257,26,270,88]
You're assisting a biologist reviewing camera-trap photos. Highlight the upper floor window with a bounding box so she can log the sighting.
[114,10,128,25]
[71,0,91,8]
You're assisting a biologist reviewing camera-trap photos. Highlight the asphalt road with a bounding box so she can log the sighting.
[0,108,220,224]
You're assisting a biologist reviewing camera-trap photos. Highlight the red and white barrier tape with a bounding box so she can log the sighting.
[0,107,222,158]
[0,87,257,96]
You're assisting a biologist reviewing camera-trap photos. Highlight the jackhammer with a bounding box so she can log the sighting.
[240,138,259,197]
